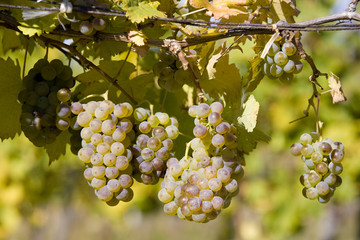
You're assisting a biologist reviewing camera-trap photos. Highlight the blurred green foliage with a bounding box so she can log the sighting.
[1,0,360,239]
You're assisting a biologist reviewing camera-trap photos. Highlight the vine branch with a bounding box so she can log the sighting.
[2,3,360,49]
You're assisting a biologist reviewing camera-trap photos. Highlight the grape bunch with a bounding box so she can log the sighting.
[69,0,108,35]
[263,38,303,82]
[76,100,136,206]
[18,59,75,147]
[158,102,244,223]
[153,51,192,92]
[131,107,180,185]
[290,133,345,203]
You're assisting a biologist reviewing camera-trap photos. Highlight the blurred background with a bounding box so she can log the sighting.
[1,0,360,239]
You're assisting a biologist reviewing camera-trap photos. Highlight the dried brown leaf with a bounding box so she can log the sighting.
[328,72,347,104]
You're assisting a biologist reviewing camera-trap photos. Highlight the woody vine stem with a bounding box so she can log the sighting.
[0,0,357,106]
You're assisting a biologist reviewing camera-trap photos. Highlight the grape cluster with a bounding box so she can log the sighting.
[290,133,345,203]
[153,51,192,92]
[263,38,303,82]
[18,59,75,147]
[70,0,108,35]
[131,107,180,185]
[76,100,136,206]
[158,102,244,222]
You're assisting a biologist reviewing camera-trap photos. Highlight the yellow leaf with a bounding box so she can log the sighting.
[328,72,347,104]
[237,94,259,132]
[207,2,244,20]
[189,0,244,20]
[189,0,211,8]
[128,30,146,46]
[18,25,42,37]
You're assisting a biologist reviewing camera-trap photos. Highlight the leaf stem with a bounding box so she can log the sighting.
[22,38,29,79]
[114,43,133,80]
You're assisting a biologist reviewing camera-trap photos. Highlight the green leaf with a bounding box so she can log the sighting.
[197,42,216,73]
[76,60,135,84]
[0,28,22,54]
[81,41,128,60]
[237,94,259,132]
[245,56,265,93]
[125,1,166,23]
[0,58,22,140]
[129,74,155,100]
[270,0,299,23]
[202,45,243,101]
[237,126,270,154]
[44,130,71,164]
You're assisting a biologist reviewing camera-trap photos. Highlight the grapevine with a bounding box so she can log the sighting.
[0,0,357,232]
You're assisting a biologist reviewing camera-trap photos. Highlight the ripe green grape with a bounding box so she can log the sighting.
[196,103,211,118]
[56,117,70,130]
[165,125,179,139]
[71,102,83,115]
[212,134,225,148]
[208,112,221,126]
[35,82,50,96]
[270,64,283,77]
[282,41,297,56]
[134,107,148,121]
[293,60,303,74]
[41,65,57,81]
[80,21,94,35]
[274,51,288,66]
[268,42,280,56]
[57,88,71,102]
[283,59,295,73]
[92,17,106,31]
[193,124,208,138]
[330,149,344,163]
[56,103,71,118]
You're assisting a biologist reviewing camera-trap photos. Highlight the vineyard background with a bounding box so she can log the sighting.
[1,0,360,239]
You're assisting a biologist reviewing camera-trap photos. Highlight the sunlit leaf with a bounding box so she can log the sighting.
[237,94,259,132]
[125,1,166,23]
[128,30,146,46]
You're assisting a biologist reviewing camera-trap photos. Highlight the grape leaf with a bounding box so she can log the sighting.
[76,60,135,83]
[237,94,259,132]
[270,0,299,23]
[197,41,216,73]
[128,30,146,46]
[202,45,243,101]
[0,58,22,140]
[17,25,42,37]
[237,125,270,154]
[129,74,155,100]
[124,1,166,23]
[328,72,347,104]
[245,56,265,93]
[189,0,244,20]
[44,130,71,164]
[0,28,22,54]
